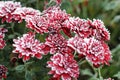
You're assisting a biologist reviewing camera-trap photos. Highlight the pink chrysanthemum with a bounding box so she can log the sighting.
[0,28,7,49]
[63,17,92,38]
[45,34,73,54]
[91,19,110,41]
[25,15,49,34]
[12,7,41,23]
[47,53,79,80]
[68,36,111,67]
[43,6,70,32]
[85,38,111,67]
[0,1,21,23]
[13,32,46,61]
[43,6,69,24]
[68,35,87,54]
[0,65,7,80]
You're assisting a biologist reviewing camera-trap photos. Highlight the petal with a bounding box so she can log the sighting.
[35,53,42,59]
[23,56,30,62]
[18,53,23,58]
[62,27,72,37]
[61,74,71,80]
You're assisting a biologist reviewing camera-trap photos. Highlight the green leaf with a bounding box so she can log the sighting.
[8,34,15,39]
[25,71,33,80]
[112,44,120,55]
[15,65,25,72]
[81,69,93,76]
[112,15,120,23]
[104,1,120,11]
[89,75,99,80]
[114,71,120,79]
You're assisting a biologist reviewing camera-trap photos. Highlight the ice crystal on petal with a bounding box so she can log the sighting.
[12,7,41,23]
[0,1,21,23]
[43,6,70,33]
[68,36,111,67]
[68,35,87,55]
[25,15,49,34]
[43,6,69,24]
[63,17,92,38]
[63,17,110,41]
[26,6,70,34]
[91,19,110,41]
[85,38,111,67]
[47,53,79,80]
[12,32,46,61]
[45,34,73,54]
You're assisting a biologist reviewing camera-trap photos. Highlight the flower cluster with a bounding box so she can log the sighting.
[66,17,111,67]
[0,1,41,23]
[45,33,73,54]
[47,53,79,80]
[0,28,7,49]
[0,1,112,80]
[12,32,46,61]
[0,65,7,80]
[63,17,110,41]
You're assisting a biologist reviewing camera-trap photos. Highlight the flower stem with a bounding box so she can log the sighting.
[78,60,87,65]
[11,23,15,33]
[98,68,103,80]
[74,51,77,57]
[88,62,98,78]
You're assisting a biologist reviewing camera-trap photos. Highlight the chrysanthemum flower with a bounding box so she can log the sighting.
[25,15,49,34]
[47,53,79,80]
[45,34,73,54]
[85,38,111,67]
[63,17,92,38]
[91,19,110,41]
[0,1,21,23]
[12,7,41,23]
[43,6,69,23]
[13,32,46,61]
[0,65,7,80]
[68,36,111,67]
[43,6,70,32]
[68,35,87,54]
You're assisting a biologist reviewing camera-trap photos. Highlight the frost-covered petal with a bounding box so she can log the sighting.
[12,32,47,61]
[47,53,79,80]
